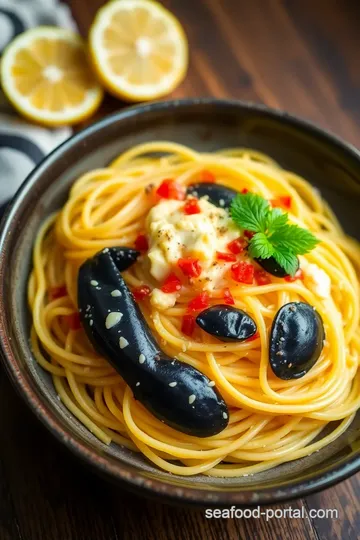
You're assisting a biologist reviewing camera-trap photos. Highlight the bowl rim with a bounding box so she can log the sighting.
[1,97,360,506]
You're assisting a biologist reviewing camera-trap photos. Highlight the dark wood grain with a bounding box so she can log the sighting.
[1,0,360,539]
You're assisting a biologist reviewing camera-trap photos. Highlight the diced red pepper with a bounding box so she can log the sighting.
[49,285,67,300]
[231,261,254,284]
[247,331,259,342]
[241,188,249,194]
[181,315,196,336]
[132,285,151,301]
[227,237,247,254]
[183,199,201,215]
[284,268,304,282]
[161,273,182,293]
[177,257,202,278]
[199,169,216,183]
[156,179,186,200]
[282,196,292,209]
[134,234,149,251]
[223,287,235,305]
[216,251,237,262]
[244,230,255,240]
[187,292,210,312]
[64,313,82,331]
[271,196,292,210]
[254,269,272,285]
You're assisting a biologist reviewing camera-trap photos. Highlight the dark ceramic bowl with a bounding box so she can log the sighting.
[0,99,360,507]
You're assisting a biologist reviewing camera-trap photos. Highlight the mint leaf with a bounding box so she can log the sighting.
[272,247,299,276]
[270,223,319,254]
[266,208,288,233]
[229,191,319,276]
[230,193,270,232]
[248,232,274,259]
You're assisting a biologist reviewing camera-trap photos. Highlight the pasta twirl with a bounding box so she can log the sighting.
[28,142,360,477]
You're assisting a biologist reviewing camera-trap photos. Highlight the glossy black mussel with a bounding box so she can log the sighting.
[78,248,229,437]
[187,183,237,209]
[269,302,325,380]
[255,256,299,278]
[196,305,257,342]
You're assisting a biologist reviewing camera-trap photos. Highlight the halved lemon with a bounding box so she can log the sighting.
[1,27,103,126]
[89,0,188,102]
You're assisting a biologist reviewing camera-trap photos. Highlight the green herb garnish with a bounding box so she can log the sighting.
[230,193,319,276]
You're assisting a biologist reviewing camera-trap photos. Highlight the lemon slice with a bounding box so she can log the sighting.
[1,27,103,126]
[89,0,188,102]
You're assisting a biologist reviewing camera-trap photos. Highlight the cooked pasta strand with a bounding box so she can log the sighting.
[29,142,360,477]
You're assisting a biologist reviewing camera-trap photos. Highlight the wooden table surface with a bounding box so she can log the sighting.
[1,0,360,539]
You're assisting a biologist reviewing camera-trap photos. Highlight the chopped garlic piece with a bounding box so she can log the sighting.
[105,312,123,329]
[111,289,122,297]
[119,337,129,349]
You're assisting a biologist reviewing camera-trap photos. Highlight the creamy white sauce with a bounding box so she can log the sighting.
[146,198,239,291]
[304,263,331,299]
[150,288,178,310]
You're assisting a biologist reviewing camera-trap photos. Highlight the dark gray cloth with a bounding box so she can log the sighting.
[0,0,75,208]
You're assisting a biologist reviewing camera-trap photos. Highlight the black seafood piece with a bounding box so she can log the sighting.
[255,256,299,278]
[106,247,140,271]
[196,305,257,342]
[269,302,325,380]
[78,248,229,437]
[187,183,237,208]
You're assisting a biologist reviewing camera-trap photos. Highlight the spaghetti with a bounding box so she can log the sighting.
[28,142,360,477]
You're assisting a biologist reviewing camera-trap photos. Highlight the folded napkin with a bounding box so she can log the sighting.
[0,0,76,213]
